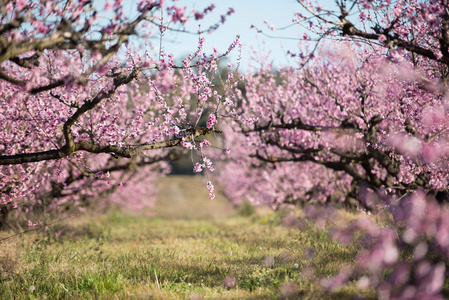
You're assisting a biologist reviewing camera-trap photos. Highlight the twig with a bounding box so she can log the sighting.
[0,213,79,243]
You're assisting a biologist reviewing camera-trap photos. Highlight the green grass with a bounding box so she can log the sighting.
[0,209,375,299]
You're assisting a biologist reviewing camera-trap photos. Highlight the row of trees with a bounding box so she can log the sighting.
[214,0,449,297]
[218,46,448,208]
[0,0,238,226]
[217,0,449,209]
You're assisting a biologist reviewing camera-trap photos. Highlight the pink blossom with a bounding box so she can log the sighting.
[104,1,113,11]
[193,162,203,173]
[378,35,387,42]
[206,114,217,129]
[206,180,215,200]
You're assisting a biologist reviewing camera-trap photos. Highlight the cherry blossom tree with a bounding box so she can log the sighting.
[219,49,448,209]
[214,0,449,297]
[0,0,239,226]
[217,0,448,209]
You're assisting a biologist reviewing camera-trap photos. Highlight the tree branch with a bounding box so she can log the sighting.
[0,126,212,165]
[341,20,449,65]
[9,50,42,68]
[252,151,365,182]
[243,117,359,134]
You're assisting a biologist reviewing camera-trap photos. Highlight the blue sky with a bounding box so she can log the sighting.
[123,0,308,71]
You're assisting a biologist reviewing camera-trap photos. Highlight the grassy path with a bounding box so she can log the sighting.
[0,176,374,299]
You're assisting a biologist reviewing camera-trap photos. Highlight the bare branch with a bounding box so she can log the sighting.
[243,117,359,134]
[9,50,42,68]
[0,69,24,85]
[296,0,342,26]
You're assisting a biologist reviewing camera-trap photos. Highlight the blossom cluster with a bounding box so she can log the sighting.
[0,0,239,223]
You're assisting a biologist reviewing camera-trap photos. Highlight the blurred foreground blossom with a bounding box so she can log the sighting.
[321,265,352,292]
[263,256,275,267]
[279,282,299,299]
[223,276,237,288]
[329,191,449,298]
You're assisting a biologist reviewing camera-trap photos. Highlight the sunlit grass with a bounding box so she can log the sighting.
[0,208,375,299]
